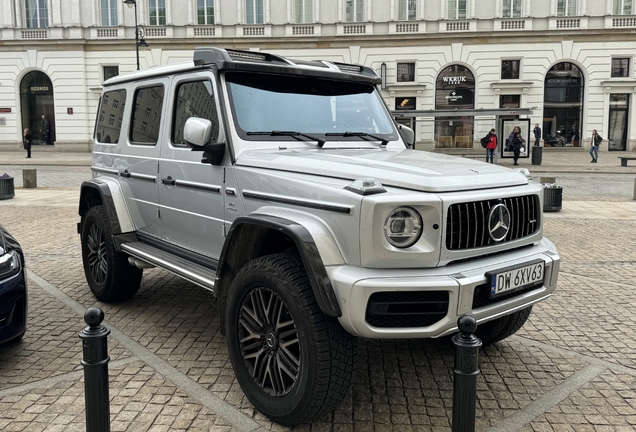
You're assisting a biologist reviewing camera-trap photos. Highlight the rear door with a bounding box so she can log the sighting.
[158,71,226,259]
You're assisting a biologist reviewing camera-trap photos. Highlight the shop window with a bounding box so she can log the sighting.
[395,97,416,110]
[397,63,415,82]
[501,60,520,79]
[197,0,215,25]
[543,62,584,147]
[611,58,630,78]
[435,65,475,148]
[500,95,520,108]
[398,0,417,20]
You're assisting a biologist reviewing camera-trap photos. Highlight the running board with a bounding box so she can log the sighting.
[120,242,217,296]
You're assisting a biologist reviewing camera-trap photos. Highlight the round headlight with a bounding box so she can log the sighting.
[383,207,422,248]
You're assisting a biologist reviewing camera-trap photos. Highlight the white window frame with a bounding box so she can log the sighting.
[502,0,522,18]
[25,0,49,29]
[557,0,577,16]
[149,0,166,25]
[101,0,118,26]
[246,0,264,24]
[398,0,417,21]
[197,0,215,25]
[294,0,313,23]
[345,0,364,22]
[613,0,633,15]
[447,0,467,19]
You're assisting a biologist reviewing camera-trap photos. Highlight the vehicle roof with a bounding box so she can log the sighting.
[103,47,381,87]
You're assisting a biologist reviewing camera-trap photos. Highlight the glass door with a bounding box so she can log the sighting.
[608,94,629,151]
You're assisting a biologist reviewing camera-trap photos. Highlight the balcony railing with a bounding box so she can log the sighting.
[21,29,48,39]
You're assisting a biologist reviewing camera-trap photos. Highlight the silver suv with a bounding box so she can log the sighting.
[78,47,560,425]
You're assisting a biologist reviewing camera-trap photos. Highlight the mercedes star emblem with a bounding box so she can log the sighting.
[488,203,511,242]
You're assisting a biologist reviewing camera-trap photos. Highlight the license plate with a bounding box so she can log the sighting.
[486,260,545,298]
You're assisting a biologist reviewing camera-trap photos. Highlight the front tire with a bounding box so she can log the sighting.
[80,205,142,302]
[475,306,533,345]
[226,254,357,425]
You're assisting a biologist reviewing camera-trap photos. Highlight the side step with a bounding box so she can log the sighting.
[121,242,216,296]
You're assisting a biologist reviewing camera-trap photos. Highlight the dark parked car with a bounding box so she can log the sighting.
[0,223,27,345]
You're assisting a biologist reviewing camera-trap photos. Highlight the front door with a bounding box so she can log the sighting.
[608,94,629,151]
[158,72,226,259]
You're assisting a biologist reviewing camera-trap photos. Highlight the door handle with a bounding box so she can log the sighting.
[162,176,176,186]
[119,170,131,178]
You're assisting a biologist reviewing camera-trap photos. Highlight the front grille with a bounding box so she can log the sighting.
[472,283,543,309]
[446,195,540,250]
[365,291,449,328]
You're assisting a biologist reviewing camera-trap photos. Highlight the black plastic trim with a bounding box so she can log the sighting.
[78,180,122,235]
[218,215,342,318]
[242,191,351,214]
[136,232,218,271]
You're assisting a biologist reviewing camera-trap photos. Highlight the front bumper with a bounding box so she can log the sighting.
[328,238,560,339]
[0,268,27,345]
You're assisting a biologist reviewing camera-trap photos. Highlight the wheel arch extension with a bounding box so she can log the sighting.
[78,179,135,237]
[217,214,343,334]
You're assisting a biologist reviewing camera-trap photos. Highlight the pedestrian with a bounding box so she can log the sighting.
[482,128,497,163]
[507,126,526,166]
[23,128,32,158]
[589,129,603,163]
[533,123,541,146]
[40,115,50,145]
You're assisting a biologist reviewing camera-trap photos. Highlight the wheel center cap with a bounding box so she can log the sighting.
[265,331,278,349]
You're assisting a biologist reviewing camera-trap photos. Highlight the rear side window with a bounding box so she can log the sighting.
[172,80,219,147]
[96,89,126,144]
[130,85,164,145]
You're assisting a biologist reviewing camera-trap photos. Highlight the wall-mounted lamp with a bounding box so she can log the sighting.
[381,62,387,90]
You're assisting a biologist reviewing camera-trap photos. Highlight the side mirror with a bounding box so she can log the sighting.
[184,117,212,147]
[398,124,415,148]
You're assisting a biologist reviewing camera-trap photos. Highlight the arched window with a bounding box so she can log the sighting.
[434,65,475,148]
[20,71,56,145]
[543,62,584,147]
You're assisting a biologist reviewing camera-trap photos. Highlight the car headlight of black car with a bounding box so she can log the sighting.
[0,230,21,279]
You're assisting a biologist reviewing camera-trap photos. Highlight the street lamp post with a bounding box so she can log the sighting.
[123,0,148,70]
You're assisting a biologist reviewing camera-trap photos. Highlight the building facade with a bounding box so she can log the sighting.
[0,0,635,153]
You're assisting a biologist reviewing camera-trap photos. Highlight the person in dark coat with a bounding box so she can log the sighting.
[40,115,50,145]
[23,128,32,158]
[507,126,526,166]
[533,123,541,146]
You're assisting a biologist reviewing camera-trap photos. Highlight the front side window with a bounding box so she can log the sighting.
[149,0,166,25]
[502,0,521,17]
[557,0,577,16]
[398,0,417,20]
[611,58,630,77]
[172,80,219,147]
[25,0,49,28]
[130,86,164,145]
[96,89,126,144]
[101,0,118,26]
[226,71,398,148]
[295,0,313,23]
[501,60,520,79]
[197,0,214,25]
[448,0,467,19]
[613,0,633,15]
[397,63,415,82]
[246,0,264,24]
[345,0,364,22]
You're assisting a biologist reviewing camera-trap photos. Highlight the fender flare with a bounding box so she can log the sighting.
[217,214,342,322]
[78,178,135,236]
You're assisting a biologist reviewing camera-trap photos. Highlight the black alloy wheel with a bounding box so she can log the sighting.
[86,222,108,286]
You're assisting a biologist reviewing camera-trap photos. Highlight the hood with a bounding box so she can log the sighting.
[236,148,528,193]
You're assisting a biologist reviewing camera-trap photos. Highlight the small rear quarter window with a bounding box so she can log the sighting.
[95,89,126,144]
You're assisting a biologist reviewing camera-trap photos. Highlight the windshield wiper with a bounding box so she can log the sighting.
[247,130,326,148]
[324,132,388,147]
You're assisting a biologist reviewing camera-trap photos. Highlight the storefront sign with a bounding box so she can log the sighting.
[546,78,579,84]
[442,76,467,85]
[0,108,10,113]
[445,91,463,102]
[30,86,49,92]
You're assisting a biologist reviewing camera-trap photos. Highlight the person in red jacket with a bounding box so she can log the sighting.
[484,128,497,163]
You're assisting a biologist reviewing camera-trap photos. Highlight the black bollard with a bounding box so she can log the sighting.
[79,308,111,432]
[451,315,482,432]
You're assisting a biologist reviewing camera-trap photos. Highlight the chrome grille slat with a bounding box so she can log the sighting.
[445,194,540,251]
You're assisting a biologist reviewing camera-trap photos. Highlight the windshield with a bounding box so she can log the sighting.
[225,71,400,147]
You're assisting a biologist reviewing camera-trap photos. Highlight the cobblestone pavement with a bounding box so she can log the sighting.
[0,168,636,430]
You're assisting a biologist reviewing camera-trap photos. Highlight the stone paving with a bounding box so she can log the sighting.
[0,151,635,431]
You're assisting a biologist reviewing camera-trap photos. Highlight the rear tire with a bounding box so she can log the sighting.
[225,253,357,425]
[475,306,532,345]
[80,205,142,302]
